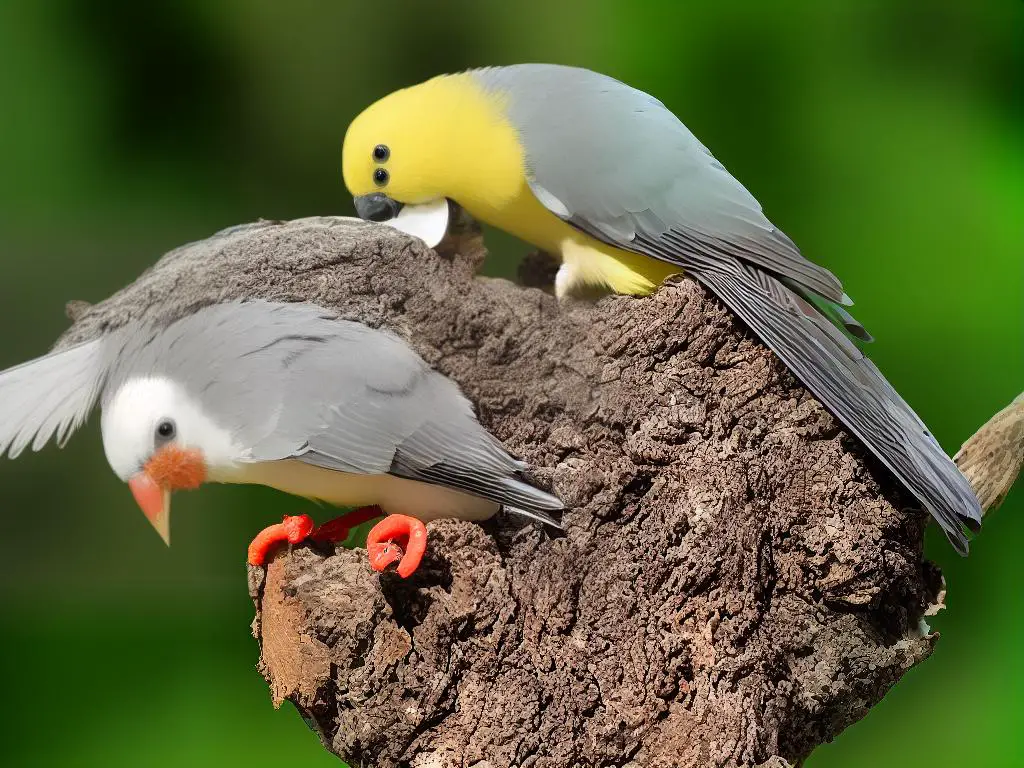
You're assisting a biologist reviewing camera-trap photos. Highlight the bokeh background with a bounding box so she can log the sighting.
[0,1,1021,766]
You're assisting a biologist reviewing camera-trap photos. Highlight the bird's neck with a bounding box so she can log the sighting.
[430,73,531,216]
[426,75,605,258]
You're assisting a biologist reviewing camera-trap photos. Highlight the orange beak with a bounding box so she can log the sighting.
[129,472,172,545]
[129,445,207,547]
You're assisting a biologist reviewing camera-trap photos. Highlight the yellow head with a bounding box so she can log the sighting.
[342,73,526,223]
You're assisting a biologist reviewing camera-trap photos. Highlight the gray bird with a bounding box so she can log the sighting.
[0,300,563,575]
[342,63,983,553]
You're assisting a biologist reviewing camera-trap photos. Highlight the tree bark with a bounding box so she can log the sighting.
[60,216,945,768]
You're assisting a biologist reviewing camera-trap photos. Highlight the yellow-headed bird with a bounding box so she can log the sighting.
[342,63,982,553]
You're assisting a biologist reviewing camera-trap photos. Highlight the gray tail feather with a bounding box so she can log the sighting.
[637,232,982,553]
[691,258,982,553]
[781,276,874,343]
[503,504,564,530]
[393,461,565,529]
[499,477,564,529]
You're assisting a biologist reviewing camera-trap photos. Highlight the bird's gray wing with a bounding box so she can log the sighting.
[0,337,109,458]
[236,308,561,520]
[477,64,981,548]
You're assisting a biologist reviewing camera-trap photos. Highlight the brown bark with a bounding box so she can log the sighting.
[60,216,946,768]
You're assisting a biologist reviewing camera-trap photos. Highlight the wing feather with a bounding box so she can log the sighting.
[0,338,108,458]
[244,313,563,521]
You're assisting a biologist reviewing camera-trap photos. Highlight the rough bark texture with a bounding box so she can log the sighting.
[60,216,945,768]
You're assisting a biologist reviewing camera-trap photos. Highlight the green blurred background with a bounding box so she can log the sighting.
[0,1,1021,765]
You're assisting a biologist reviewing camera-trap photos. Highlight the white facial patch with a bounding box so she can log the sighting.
[381,198,450,248]
[100,377,242,481]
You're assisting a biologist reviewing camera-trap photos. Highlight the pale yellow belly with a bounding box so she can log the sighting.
[215,459,499,523]
[557,237,679,298]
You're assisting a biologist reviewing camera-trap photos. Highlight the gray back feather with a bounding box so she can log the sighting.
[472,63,981,549]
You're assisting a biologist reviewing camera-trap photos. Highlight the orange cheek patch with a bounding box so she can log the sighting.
[144,445,207,490]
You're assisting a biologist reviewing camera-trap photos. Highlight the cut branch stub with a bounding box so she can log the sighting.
[955,391,1024,513]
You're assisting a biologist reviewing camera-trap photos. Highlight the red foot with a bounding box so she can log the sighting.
[367,514,428,578]
[247,507,386,567]
[311,505,384,543]
[247,514,315,566]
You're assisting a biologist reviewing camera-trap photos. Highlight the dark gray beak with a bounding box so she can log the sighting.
[353,193,404,223]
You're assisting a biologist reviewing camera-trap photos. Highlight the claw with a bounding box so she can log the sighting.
[366,514,428,578]
[247,514,315,566]
[367,539,405,573]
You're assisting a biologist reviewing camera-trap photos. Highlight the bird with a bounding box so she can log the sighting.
[342,62,982,552]
[0,299,563,576]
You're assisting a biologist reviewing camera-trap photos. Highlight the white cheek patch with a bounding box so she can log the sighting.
[380,198,450,249]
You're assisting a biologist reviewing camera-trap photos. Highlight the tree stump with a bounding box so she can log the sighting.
[59,216,945,768]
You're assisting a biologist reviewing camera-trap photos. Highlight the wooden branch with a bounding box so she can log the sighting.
[61,216,947,768]
[955,392,1024,514]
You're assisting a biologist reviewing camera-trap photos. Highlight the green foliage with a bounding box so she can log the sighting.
[0,1,1020,765]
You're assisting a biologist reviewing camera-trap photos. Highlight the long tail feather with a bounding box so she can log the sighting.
[638,234,982,552]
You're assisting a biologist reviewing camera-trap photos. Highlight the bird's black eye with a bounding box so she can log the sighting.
[372,144,390,162]
[373,168,389,187]
[155,419,176,442]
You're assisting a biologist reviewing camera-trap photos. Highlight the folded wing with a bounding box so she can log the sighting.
[240,309,563,522]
